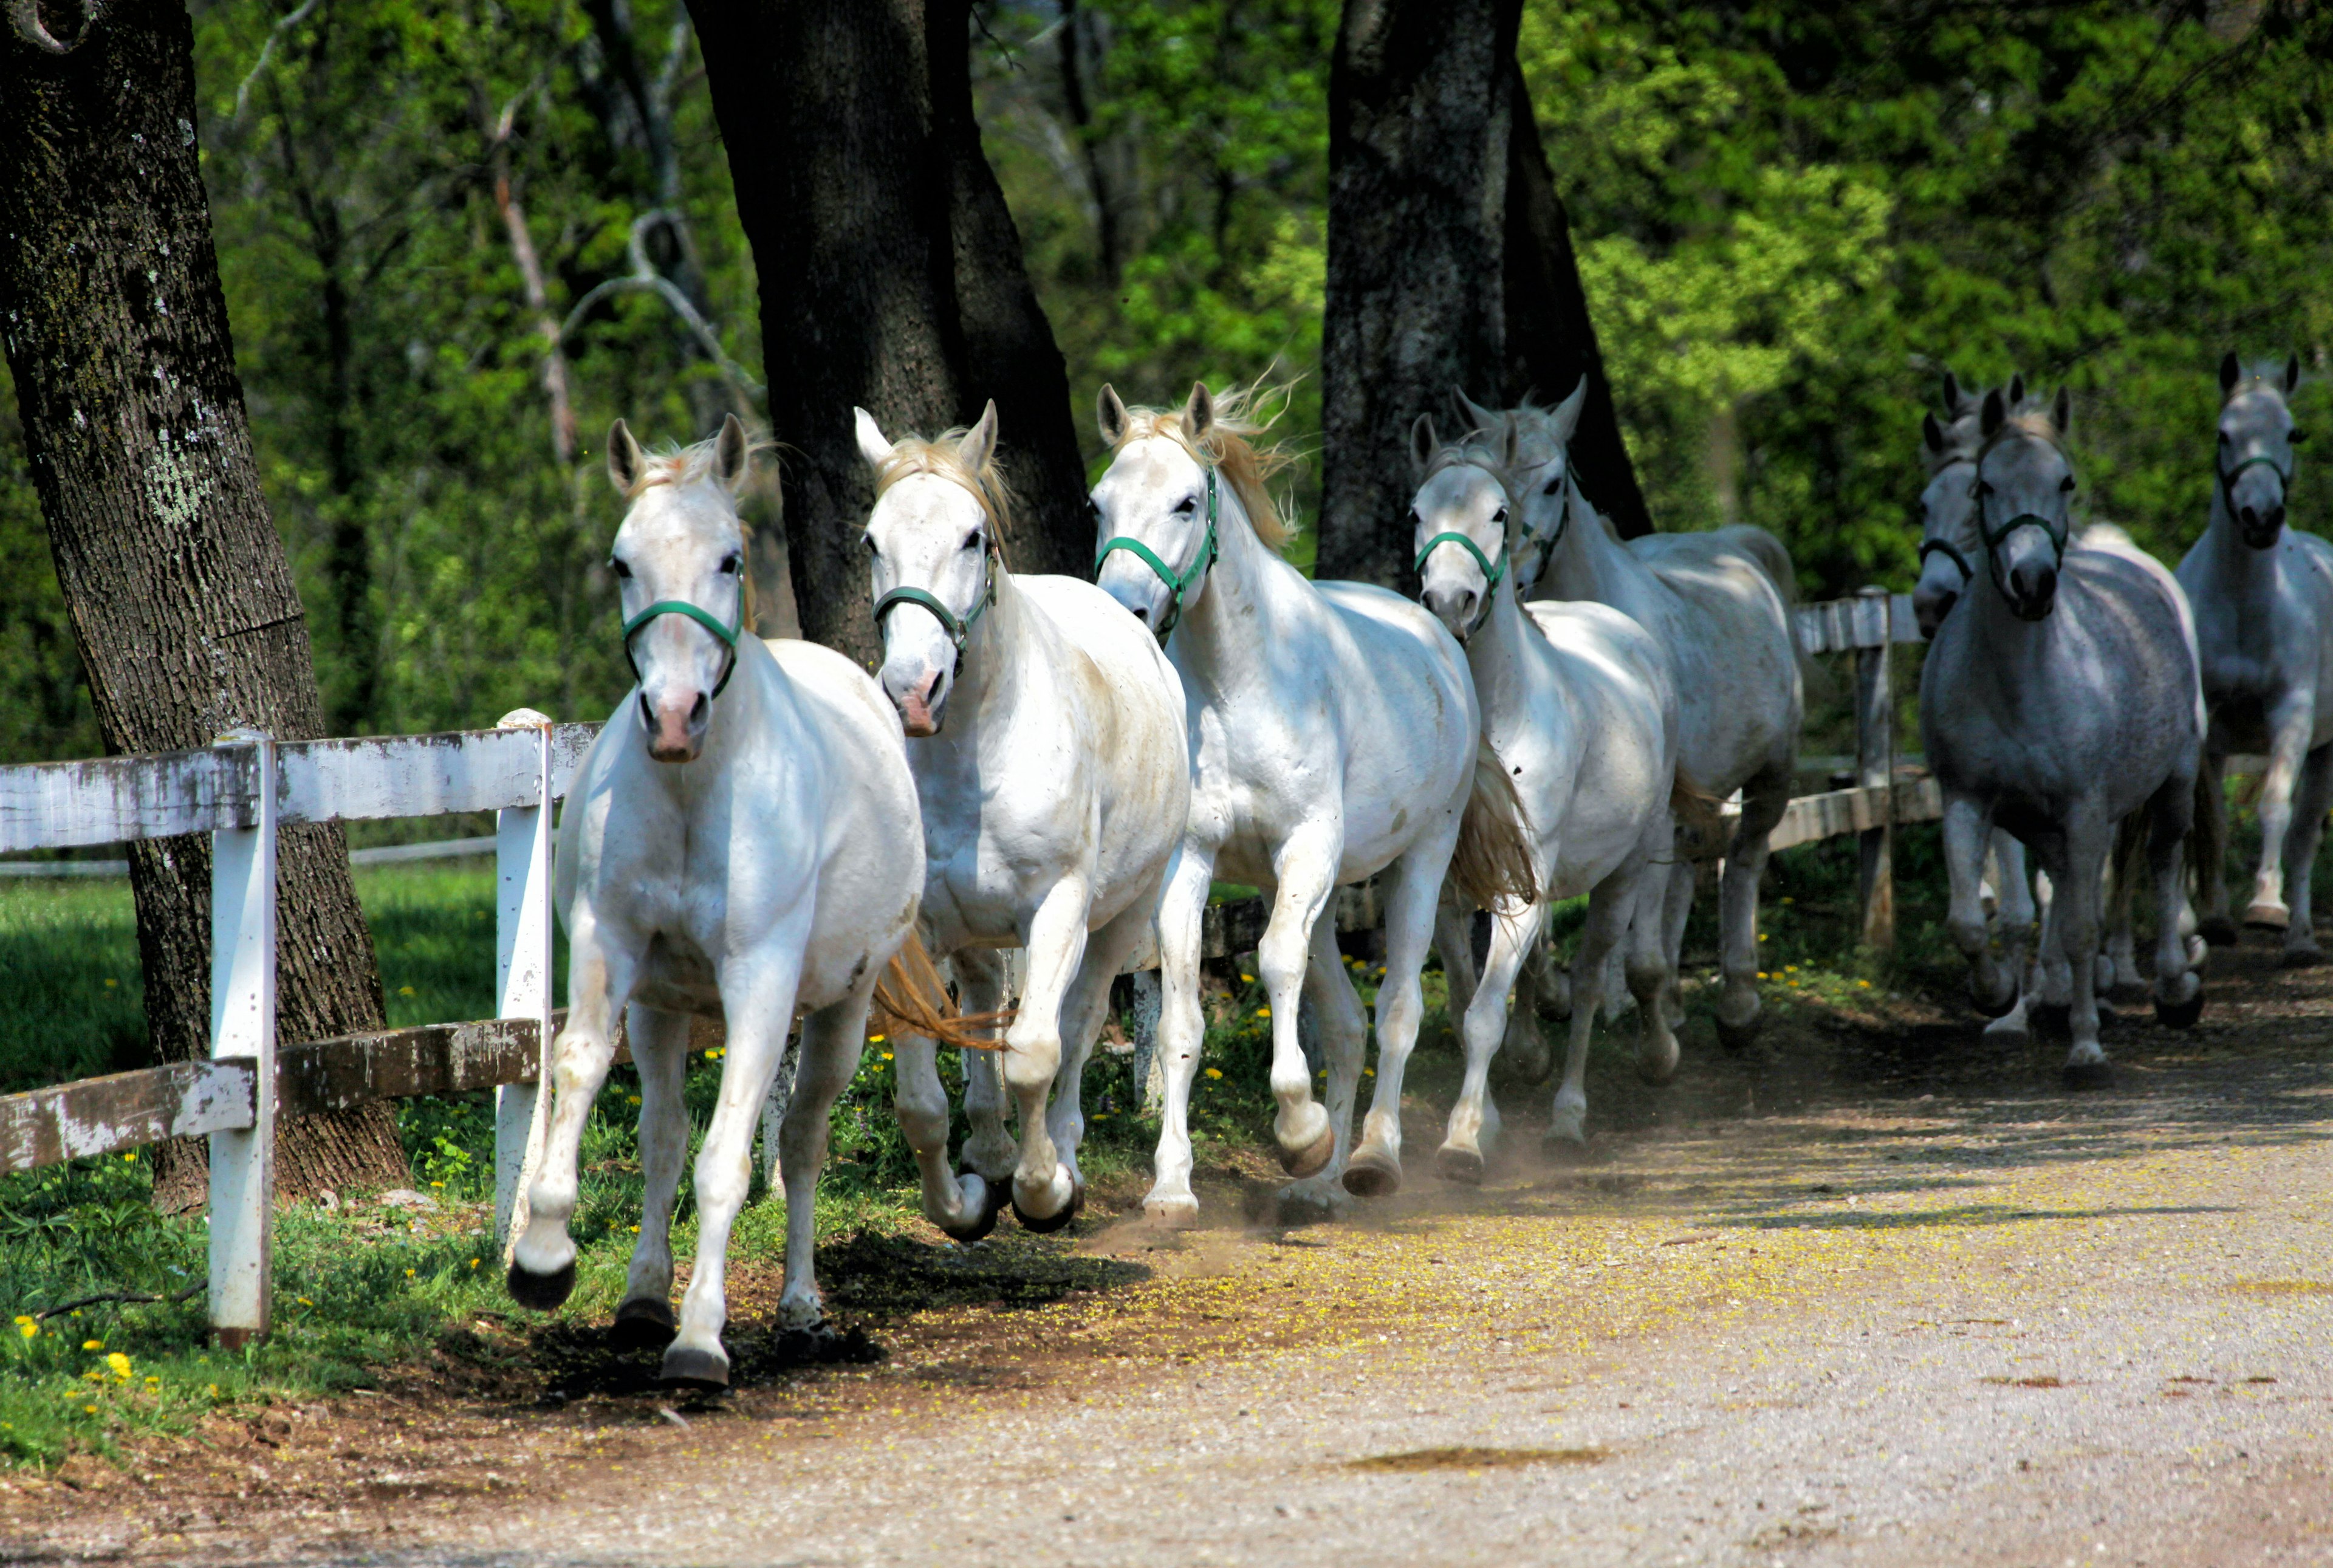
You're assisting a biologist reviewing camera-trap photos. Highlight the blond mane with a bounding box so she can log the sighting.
[1109,381,1300,551]
[869,427,1018,568]
[618,428,772,629]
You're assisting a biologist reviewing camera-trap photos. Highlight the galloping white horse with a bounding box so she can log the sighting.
[1499,381,1803,1053]
[510,416,929,1389]
[1408,417,1682,1163]
[1092,382,1532,1217]
[1922,388,2205,1084]
[2177,353,2331,963]
[858,402,1190,1234]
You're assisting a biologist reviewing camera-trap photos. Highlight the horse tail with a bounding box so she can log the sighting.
[870,931,1015,1052]
[1669,767,1731,861]
[1450,744,1540,909]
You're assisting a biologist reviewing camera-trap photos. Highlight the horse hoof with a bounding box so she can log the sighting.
[659,1344,730,1391]
[2030,1002,2071,1039]
[1982,1017,2030,1050]
[1011,1180,1084,1235]
[939,1168,1010,1243]
[2156,989,2205,1030]
[2283,945,2326,970]
[1277,1118,1336,1179]
[1636,1037,1680,1086]
[2244,902,2290,932]
[1341,1148,1402,1199]
[1142,1193,1200,1229]
[2196,914,2241,947]
[505,1259,575,1312]
[1538,1132,1591,1165]
[2061,1060,2115,1091]
[1714,1013,1762,1052]
[1434,1144,1484,1186]
[609,1296,677,1351]
[1970,984,2018,1021]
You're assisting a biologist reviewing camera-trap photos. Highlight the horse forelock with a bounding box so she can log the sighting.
[871,432,1017,566]
[617,437,761,630]
[1975,409,2071,475]
[1109,386,1298,551]
[1420,436,1526,551]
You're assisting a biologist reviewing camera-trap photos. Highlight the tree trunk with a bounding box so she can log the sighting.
[1,0,408,1210]
[687,0,1091,666]
[1320,0,1650,587]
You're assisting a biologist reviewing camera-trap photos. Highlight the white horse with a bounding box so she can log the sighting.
[1922,388,2205,1084]
[510,416,930,1390]
[1408,416,1682,1164]
[858,402,1191,1235]
[2178,353,2331,963]
[1498,381,1803,1052]
[1091,382,1532,1219]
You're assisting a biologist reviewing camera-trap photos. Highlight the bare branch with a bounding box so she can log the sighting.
[233,0,324,123]
[558,209,766,412]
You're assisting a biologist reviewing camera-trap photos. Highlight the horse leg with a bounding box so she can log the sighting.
[1044,897,1156,1195]
[1436,898,1544,1180]
[2193,738,2238,945]
[1715,761,1790,1049]
[1259,822,1343,1179]
[1340,829,1447,1200]
[1660,854,1700,1033]
[1002,877,1093,1229]
[609,1004,691,1347]
[2052,819,2114,1089]
[1432,886,1479,1029]
[891,1028,1007,1243]
[951,948,1017,1184]
[2103,817,2143,995]
[1942,794,2016,1023]
[1500,917,1554,1083]
[2246,694,2316,930]
[1143,845,1215,1227]
[2280,743,2333,965]
[510,907,642,1310]
[1983,833,2040,1048]
[1540,870,1630,1149]
[665,942,806,1386]
[771,985,872,1332]
[2147,770,2208,1025]
[1295,913,1368,1208]
[1623,834,1680,1087]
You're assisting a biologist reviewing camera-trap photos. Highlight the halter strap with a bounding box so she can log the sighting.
[1515,464,1572,597]
[1917,535,1974,586]
[872,544,998,674]
[1414,527,1507,637]
[623,595,744,697]
[2218,453,2291,513]
[1095,465,1218,637]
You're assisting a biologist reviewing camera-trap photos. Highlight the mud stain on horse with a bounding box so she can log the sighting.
[1344,1445,1609,1473]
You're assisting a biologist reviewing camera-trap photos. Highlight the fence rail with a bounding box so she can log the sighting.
[0,590,2013,1341]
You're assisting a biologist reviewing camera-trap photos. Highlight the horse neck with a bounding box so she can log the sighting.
[2202,481,2276,587]
[1173,498,1285,695]
[690,635,792,778]
[948,562,1032,730]
[1464,573,1538,727]
[1961,560,2064,689]
[1540,500,1651,608]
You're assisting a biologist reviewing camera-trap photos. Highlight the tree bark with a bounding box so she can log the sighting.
[1,0,408,1210]
[1320,0,1650,587]
[686,0,1090,666]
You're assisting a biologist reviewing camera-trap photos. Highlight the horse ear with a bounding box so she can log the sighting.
[1184,381,1216,440]
[1922,411,1947,455]
[2287,354,2302,395]
[713,414,751,493]
[1410,413,1439,474]
[606,418,644,494]
[1940,370,1963,414]
[2220,351,2242,395]
[1096,383,1129,446]
[1498,417,1521,470]
[854,407,895,471]
[1547,377,1588,445]
[957,400,999,472]
[2007,372,2026,408]
[1980,389,2007,439]
[2052,385,2072,435]
[1454,387,1500,433]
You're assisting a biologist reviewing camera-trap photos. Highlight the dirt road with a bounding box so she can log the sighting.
[7,943,2331,1566]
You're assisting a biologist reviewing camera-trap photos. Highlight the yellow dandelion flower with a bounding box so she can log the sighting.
[106,1352,131,1380]
[869,1033,886,1044]
[81,1340,102,1352]
[629,1224,640,1233]
[1859,979,1872,988]
[403,1268,415,1278]
[470,1258,480,1268]
[296,1297,312,1306]
[626,1093,642,1105]
[1256,1007,1272,1019]
[207,1385,219,1398]
[83,1405,96,1416]
[122,1151,135,1161]
[17,1323,36,1341]
[399,985,416,996]
[103,977,118,988]
[1204,1068,1223,1080]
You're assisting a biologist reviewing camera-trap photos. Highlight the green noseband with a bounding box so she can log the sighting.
[623,595,744,697]
[1095,465,1218,637]
[872,558,996,673]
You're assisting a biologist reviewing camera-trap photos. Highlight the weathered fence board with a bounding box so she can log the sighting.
[1795,592,1920,655]
[0,1061,256,1174]
[0,745,257,853]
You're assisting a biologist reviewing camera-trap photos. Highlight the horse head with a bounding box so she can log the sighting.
[2216,351,2306,550]
[606,413,755,764]
[1973,385,2078,622]
[857,402,1006,738]
[1408,411,1519,642]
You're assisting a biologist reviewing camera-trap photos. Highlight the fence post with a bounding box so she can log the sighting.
[1854,586,1896,948]
[493,710,556,1253]
[207,729,277,1349]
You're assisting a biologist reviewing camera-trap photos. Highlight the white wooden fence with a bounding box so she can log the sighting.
[0,588,1992,1343]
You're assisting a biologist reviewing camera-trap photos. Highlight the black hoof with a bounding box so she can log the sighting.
[2061,1060,2115,1091]
[609,1296,677,1351]
[1434,1145,1484,1186]
[938,1165,1011,1244]
[1341,1152,1401,1199]
[659,1344,730,1391]
[2283,945,2326,970]
[2198,914,2241,947]
[1715,1013,1763,1052]
[1011,1180,1084,1234]
[2031,1002,2071,1039]
[1276,1118,1336,1179]
[506,1259,575,1312]
[1970,984,2019,1021]
[2156,988,2205,1030]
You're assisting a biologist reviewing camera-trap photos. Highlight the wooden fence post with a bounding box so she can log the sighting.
[207,729,277,1348]
[1854,587,1896,949]
[493,710,556,1251]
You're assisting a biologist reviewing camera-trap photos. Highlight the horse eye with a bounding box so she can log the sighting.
[718,552,741,575]
[1408,508,1422,528]
[2060,476,2076,493]
[1173,495,1197,515]
[1974,481,1992,497]
[860,533,879,556]
[1492,507,1509,524]
[962,529,982,552]
[2291,429,2309,445]
[609,557,631,579]
[1542,478,1562,495]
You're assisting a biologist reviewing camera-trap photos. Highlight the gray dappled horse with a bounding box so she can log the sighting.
[1920,388,2205,1085]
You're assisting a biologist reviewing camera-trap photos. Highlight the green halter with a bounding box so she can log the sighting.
[622,595,744,697]
[1413,527,1506,635]
[1095,466,1218,637]
[2219,453,2291,540]
[872,540,998,674]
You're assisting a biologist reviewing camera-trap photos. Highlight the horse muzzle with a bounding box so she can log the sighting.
[1913,586,1958,640]
[2003,561,2058,621]
[885,663,952,738]
[2239,506,2286,549]
[1421,584,1479,642]
[640,689,709,764]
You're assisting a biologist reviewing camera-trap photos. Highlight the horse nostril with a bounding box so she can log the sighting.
[1130,603,1150,624]
[690,692,709,725]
